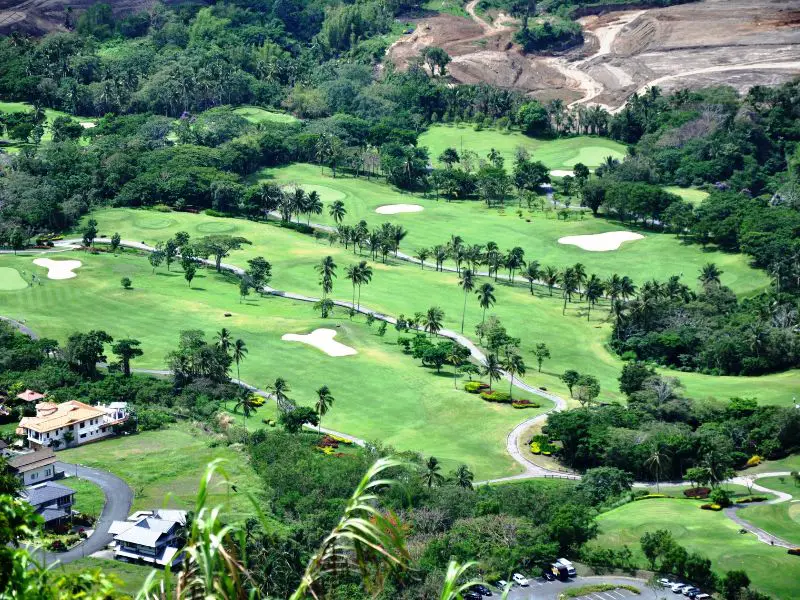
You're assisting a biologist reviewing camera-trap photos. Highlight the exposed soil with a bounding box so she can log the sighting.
[387,0,800,110]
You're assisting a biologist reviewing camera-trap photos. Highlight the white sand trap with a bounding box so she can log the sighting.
[550,170,574,177]
[281,328,357,357]
[375,204,424,215]
[33,258,83,279]
[80,122,96,129]
[558,231,644,252]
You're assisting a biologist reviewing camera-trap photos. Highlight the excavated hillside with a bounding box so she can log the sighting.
[387,0,800,110]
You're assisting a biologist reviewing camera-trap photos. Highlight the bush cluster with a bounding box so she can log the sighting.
[480,390,511,403]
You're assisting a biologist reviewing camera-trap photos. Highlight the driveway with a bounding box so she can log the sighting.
[33,462,133,566]
[503,576,666,600]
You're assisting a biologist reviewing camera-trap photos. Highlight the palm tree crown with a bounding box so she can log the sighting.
[475,283,496,325]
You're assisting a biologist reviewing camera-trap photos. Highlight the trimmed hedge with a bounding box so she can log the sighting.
[739,496,769,503]
[465,381,489,393]
[700,503,723,511]
[480,390,511,403]
[512,399,541,409]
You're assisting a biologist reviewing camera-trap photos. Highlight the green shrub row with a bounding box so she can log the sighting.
[480,390,511,403]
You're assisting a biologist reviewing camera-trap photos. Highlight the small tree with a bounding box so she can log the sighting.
[110,232,121,253]
[120,277,132,290]
[533,342,550,372]
[560,369,581,397]
[82,219,98,247]
[239,280,251,303]
[575,374,600,407]
[184,263,196,287]
[377,321,387,337]
[148,249,165,273]
[280,406,319,433]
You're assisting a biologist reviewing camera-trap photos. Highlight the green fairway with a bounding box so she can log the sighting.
[261,163,769,297]
[592,498,800,599]
[0,250,546,478]
[58,423,264,518]
[752,476,800,497]
[739,502,800,546]
[418,125,627,171]
[0,101,96,153]
[746,455,800,475]
[0,266,27,290]
[56,208,798,408]
[61,477,105,518]
[664,186,710,206]
[232,105,299,124]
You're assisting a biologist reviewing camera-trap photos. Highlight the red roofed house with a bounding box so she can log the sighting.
[17,400,128,449]
[16,389,45,403]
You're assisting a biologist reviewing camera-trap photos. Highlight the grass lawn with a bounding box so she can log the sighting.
[232,105,299,124]
[59,208,798,409]
[0,250,547,479]
[57,423,264,518]
[422,0,469,17]
[60,476,105,518]
[58,558,158,596]
[738,502,800,546]
[418,125,628,171]
[0,101,96,153]
[0,266,29,290]
[664,186,710,206]
[260,163,769,297]
[752,476,800,498]
[746,455,800,475]
[591,498,800,599]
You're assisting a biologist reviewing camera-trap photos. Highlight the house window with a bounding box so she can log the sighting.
[79,422,85,429]
[80,433,86,439]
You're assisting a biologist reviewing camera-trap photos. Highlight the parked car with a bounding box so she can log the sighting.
[659,578,673,587]
[694,594,710,600]
[470,584,492,596]
[495,580,509,591]
[683,587,700,597]
[463,593,481,600]
[671,583,689,593]
[512,573,529,587]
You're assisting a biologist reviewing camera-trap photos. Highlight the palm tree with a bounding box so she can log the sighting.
[560,268,579,315]
[505,246,525,283]
[523,260,542,295]
[329,200,346,224]
[415,248,430,270]
[355,260,372,311]
[584,274,605,321]
[572,262,587,299]
[503,352,525,398]
[452,464,474,489]
[345,263,362,311]
[620,275,637,301]
[458,269,475,333]
[315,385,335,432]
[232,338,248,383]
[446,345,464,389]
[645,442,672,493]
[306,191,323,225]
[215,328,232,354]
[269,377,294,414]
[699,263,723,287]
[543,265,560,296]
[423,306,444,337]
[605,273,623,312]
[234,387,259,432]
[482,353,502,391]
[316,256,337,298]
[421,456,445,488]
[475,283,496,325]
[433,245,448,272]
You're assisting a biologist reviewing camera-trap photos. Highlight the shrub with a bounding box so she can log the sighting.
[480,390,511,403]
[120,276,132,289]
[512,399,540,409]
[530,441,541,454]
[683,487,711,499]
[710,487,733,508]
[739,496,768,503]
[203,209,229,217]
[788,548,800,556]
[464,381,488,393]
[700,503,723,511]
[744,455,763,468]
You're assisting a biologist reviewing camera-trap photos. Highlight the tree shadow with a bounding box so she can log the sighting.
[156,272,180,277]
[189,287,206,291]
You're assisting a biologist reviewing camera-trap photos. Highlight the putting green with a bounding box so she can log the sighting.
[196,221,239,233]
[592,498,800,599]
[133,216,177,230]
[0,267,27,290]
[418,125,628,171]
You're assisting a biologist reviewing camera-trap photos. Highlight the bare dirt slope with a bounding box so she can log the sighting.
[387,0,800,109]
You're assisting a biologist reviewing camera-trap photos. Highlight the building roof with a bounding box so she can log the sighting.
[0,439,7,450]
[39,507,70,523]
[22,481,74,507]
[18,400,108,434]
[113,511,186,547]
[16,389,45,402]
[6,448,56,473]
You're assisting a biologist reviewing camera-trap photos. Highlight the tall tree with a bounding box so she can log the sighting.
[232,338,248,383]
[699,263,723,287]
[533,342,550,372]
[111,338,143,377]
[458,269,475,334]
[452,464,474,489]
[316,256,338,298]
[269,377,295,414]
[234,387,259,433]
[329,200,347,224]
[315,385,335,432]
[503,352,525,398]
[584,274,605,321]
[482,353,502,391]
[421,456,445,488]
[475,283,496,325]
[423,306,444,337]
[215,328,232,354]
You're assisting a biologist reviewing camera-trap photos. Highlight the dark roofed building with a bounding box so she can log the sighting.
[22,481,74,527]
[6,448,58,485]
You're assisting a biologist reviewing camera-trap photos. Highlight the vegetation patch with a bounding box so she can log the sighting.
[563,583,640,598]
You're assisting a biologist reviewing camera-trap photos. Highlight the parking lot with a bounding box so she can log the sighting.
[503,576,665,600]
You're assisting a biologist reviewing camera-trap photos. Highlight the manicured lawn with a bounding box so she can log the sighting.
[664,186,710,206]
[232,105,299,124]
[591,498,800,599]
[260,163,769,297]
[61,476,105,518]
[746,455,800,475]
[58,423,264,518]
[738,502,800,546]
[60,208,798,409]
[58,558,158,596]
[0,251,546,479]
[418,125,628,171]
[752,476,800,498]
[0,266,28,290]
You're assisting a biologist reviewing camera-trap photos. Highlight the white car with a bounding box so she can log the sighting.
[512,573,529,587]
[672,583,688,593]
[496,580,509,591]
[659,578,673,588]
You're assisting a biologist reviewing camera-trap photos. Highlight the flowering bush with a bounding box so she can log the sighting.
[700,503,723,511]
[464,381,489,393]
[512,399,541,409]
[744,455,763,468]
[530,441,542,454]
[480,390,511,403]
[683,487,711,499]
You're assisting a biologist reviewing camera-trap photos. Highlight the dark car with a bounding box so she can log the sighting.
[463,593,482,600]
[470,584,492,596]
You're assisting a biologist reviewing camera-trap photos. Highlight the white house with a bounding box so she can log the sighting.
[6,447,59,485]
[17,400,128,449]
[109,509,187,568]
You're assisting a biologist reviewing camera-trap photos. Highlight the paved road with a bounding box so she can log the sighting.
[33,462,133,566]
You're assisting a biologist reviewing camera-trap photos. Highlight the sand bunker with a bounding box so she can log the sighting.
[281,328,357,357]
[375,204,424,215]
[80,122,96,129]
[558,231,644,252]
[32,258,83,279]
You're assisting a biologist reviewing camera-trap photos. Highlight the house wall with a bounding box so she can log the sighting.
[26,416,116,449]
[18,463,55,486]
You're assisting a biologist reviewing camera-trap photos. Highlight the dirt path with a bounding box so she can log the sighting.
[464,0,514,35]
